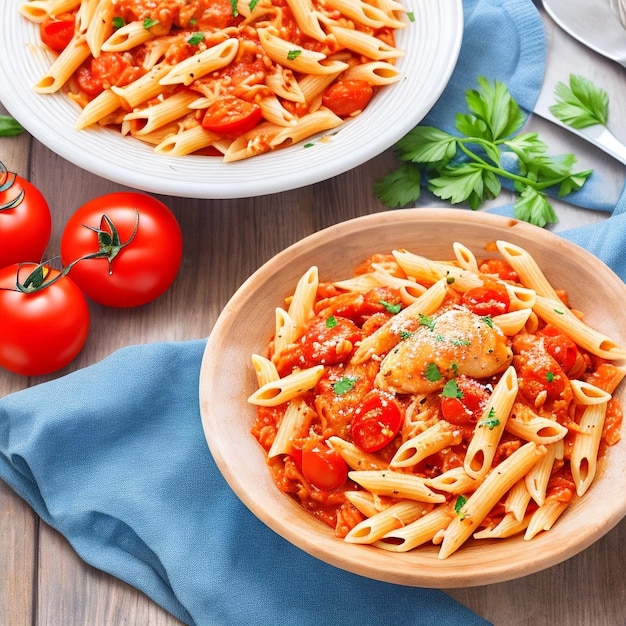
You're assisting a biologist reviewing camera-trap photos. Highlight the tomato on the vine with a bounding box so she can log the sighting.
[0,263,90,376]
[301,441,348,491]
[0,163,52,267]
[60,192,183,308]
[351,389,403,453]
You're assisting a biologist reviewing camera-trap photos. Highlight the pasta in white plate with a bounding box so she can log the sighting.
[19,0,407,161]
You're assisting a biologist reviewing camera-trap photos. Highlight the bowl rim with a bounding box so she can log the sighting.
[200,208,626,587]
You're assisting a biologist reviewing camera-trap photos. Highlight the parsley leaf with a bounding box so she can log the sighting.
[326,315,338,329]
[454,495,467,518]
[419,313,435,330]
[112,16,125,29]
[374,77,594,228]
[549,74,609,129]
[442,378,463,399]
[287,49,302,61]
[380,300,402,314]
[0,115,25,137]
[333,376,358,395]
[187,32,205,45]
[424,362,442,383]
[478,407,500,430]
[143,18,159,29]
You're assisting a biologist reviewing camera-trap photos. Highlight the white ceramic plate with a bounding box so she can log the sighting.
[0,1,463,199]
[199,208,626,587]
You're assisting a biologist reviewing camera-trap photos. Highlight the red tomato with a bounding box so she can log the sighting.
[322,80,374,117]
[440,375,490,426]
[461,280,510,316]
[60,192,183,308]
[351,389,403,452]
[40,18,75,52]
[0,263,90,376]
[201,96,263,134]
[301,441,348,491]
[0,166,52,267]
[300,315,363,366]
[539,324,580,374]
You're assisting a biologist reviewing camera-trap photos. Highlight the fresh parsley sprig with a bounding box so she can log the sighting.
[549,74,609,129]
[374,77,593,228]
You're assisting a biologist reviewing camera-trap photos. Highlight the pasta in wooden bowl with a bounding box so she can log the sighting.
[199,209,626,586]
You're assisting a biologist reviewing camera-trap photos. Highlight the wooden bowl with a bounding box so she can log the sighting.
[199,208,626,587]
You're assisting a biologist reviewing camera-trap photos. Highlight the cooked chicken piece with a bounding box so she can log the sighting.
[375,307,513,394]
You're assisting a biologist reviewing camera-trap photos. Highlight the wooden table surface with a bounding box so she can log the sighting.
[1,3,625,625]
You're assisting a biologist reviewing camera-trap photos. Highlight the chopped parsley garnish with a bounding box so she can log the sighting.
[380,299,402,314]
[112,16,125,29]
[481,315,494,328]
[549,74,608,129]
[442,378,463,399]
[333,376,358,395]
[554,308,565,315]
[143,18,159,29]
[454,495,467,519]
[250,0,260,10]
[407,11,415,22]
[478,407,500,430]
[187,32,205,45]
[326,315,338,329]
[450,337,471,347]
[230,0,239,17]
[419,313,435,330]
[374,77,593,227]
[424,362,443,382]
[287,49,302,60]
[399,330,414,341]
[189,18,197,26]
[546,371,555,383]
[0,115,25,137]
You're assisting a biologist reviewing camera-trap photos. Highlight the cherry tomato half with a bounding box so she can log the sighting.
[322,80,374,117]
[461,280,510,317]
[351,390,403,453]
[0,166,52,267]
[60,192,183,308]
[201,96,263,135]
[440,375,490,426]
[301,441,348,491]
[0,263,90,376]
[40,18,75,52]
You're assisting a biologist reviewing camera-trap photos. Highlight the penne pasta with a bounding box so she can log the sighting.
[247,364,325,406]
[439,442,547,558]
[248,240,625,557]
[344,500,432,544]
[464,366,518,480]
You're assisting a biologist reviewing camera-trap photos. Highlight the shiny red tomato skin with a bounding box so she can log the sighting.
[0,263,90,376]
[440,376,490,427]
[322,80,374,117]
[201,96,263,134]
[60,192,182,308]
[0,175,52,267]
[351,390,403,452]
[301,442,348,491]
[461,281,510,317]
[40,18,75,52]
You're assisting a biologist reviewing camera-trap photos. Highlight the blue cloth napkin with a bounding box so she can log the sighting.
[0,2,583,625]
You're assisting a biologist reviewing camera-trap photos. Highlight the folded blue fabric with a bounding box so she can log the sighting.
[0,2,551,625]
